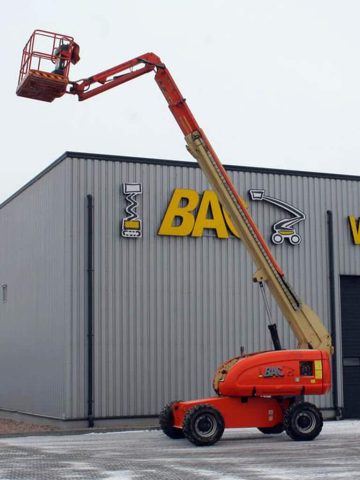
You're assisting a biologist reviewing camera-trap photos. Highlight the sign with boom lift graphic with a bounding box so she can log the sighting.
[249,189,306,246]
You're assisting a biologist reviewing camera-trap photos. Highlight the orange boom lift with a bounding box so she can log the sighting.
[17,30,333,445]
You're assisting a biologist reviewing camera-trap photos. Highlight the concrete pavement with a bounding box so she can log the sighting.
[0,420,359,479]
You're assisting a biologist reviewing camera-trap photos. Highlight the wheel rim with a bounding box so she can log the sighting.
[295,411,316,433]
[272,233,284,244]
[194,413,217,438]
[290,234,301,245]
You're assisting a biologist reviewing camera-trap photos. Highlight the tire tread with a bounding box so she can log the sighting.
[183,404,224,446]
[159,401,184,439]
[284,401,323,441]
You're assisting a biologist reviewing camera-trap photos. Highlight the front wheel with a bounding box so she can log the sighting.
[284,402,323,441]
[183,404,224,446]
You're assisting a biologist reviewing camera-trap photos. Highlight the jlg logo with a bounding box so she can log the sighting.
[158,188,242,239]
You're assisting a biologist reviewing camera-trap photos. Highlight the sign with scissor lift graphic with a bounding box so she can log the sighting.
[121,183,143,238]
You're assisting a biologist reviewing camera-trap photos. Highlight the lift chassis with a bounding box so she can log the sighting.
[17,30,333,446]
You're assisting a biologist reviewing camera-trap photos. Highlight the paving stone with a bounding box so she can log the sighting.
[0,420,359,479]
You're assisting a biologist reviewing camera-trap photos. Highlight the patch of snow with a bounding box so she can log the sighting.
[172,465,246,480]
[104,470,138,480]
[242,465,357,480]
[64,461,98,471]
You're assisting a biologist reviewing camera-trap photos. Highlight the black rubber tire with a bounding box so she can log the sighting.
[183,404,224,446]
[159,401,184,439]
[284,402,323,441]
[258,422,284,434]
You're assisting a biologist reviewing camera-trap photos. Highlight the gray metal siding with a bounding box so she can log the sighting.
[0,162,68,418]
[2,154,360,420]
[65,156,360,418]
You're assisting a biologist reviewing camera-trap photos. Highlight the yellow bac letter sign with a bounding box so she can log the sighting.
[348,215,360,245]
[158,188,240,239]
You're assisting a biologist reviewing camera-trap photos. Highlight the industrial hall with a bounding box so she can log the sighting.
[0,151,359,426]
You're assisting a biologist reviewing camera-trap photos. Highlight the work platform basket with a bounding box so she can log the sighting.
[16,30,79,103]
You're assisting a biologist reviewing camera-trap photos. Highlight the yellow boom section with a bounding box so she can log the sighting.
[185,131,333,354]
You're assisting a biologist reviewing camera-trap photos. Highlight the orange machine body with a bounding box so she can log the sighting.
[172,349,331,429]
[173,396,287,430]
[218,349,331,397]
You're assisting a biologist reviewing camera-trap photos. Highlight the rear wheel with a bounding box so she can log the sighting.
[258,422,284,434]
[159,401,184,439]
[284,402,323,441]
[183,404,224,446]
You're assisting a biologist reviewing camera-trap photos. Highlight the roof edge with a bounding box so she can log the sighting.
[0,153,68,210]
[64,151,360,180]
[2,150,360,209]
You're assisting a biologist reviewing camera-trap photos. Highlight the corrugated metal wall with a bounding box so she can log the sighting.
[65,155,360,419]
[1,154,360,420]
[0,162,68,418]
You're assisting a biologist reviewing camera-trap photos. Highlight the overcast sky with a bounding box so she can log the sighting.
[2,0,360,203]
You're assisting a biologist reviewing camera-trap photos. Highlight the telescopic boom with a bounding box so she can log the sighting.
[16,31,332,353]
